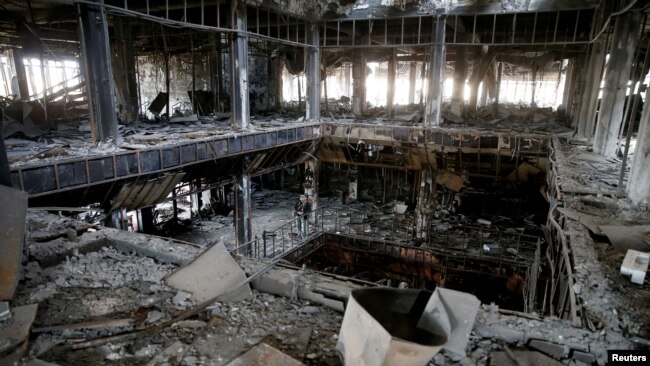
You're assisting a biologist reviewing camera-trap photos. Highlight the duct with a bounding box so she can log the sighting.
[336,287,480,366]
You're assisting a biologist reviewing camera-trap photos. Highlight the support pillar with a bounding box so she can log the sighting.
[562,59,575,114]
[386,50,396,117]
[628,96,650,206]
[593,12,642,157]
[235,158,253,250]
[113,17,139,123]
[451,46,467,116]
[78,1,119,144]
[424,16,446,127]
[577,40,607,138]
[210,34,221,114]
[230,1,250,130]
[352,51,366,115]
[8,49,29,101]
[305,23,320,120]
[493,62,503,117]
[408,62,417,105]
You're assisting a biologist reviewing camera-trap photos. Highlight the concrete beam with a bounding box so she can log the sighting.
[230,1,250,130]
[78,2,119,144]
[305,23,320,120]
[593,12,642,157]
[424,16,446,127]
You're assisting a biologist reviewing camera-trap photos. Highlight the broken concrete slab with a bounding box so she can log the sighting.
[528,339,570,360]
[226,342,305,366]
[620,249,649,284]
[600,224,650,252]
[0,303,38,354]
[337,288,446,366]
[0,185,28,300]
[417,287,481,355]
[165,242,252,303]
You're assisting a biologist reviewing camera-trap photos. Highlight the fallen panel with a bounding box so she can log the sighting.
[0,304,38,354]
[0,185,28,300]
[620,249,649,284]
[165,242,251,303]
[337,288,446,366]
[435,171,464,192]
[600,224,650,252]
[226,342,304,366]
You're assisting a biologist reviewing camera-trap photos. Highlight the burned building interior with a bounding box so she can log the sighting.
[1,0,650,365]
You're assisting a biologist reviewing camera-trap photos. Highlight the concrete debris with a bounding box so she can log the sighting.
[620,250,649,284]
[225,342,304,366]
[165,242,252,303]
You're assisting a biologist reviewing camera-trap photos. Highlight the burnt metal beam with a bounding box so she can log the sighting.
[78,1,119,144]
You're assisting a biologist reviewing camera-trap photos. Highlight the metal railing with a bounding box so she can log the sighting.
[229,205,417,259]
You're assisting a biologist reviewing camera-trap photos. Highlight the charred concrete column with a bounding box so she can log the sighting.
[628,97,650,206]
[577,40,606,138]
[230,1,250,130]
[78,1,119,144]
[8,49,29,101]
[352,51,366,115]
[408,62,417,105]
[113,17,139,123]
[306,23,320,120]
[451,46,467,116]
[593,12,642,157]
[424,16,446,127]
[235,158,253,250]
[210,34,222,113]
[386,50,396,117]
[415,168,436,240]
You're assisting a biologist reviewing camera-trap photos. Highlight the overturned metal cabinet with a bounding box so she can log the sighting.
[336,287,480,366]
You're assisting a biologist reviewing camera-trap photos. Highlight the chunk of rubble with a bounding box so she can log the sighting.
[620,249,649,284]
